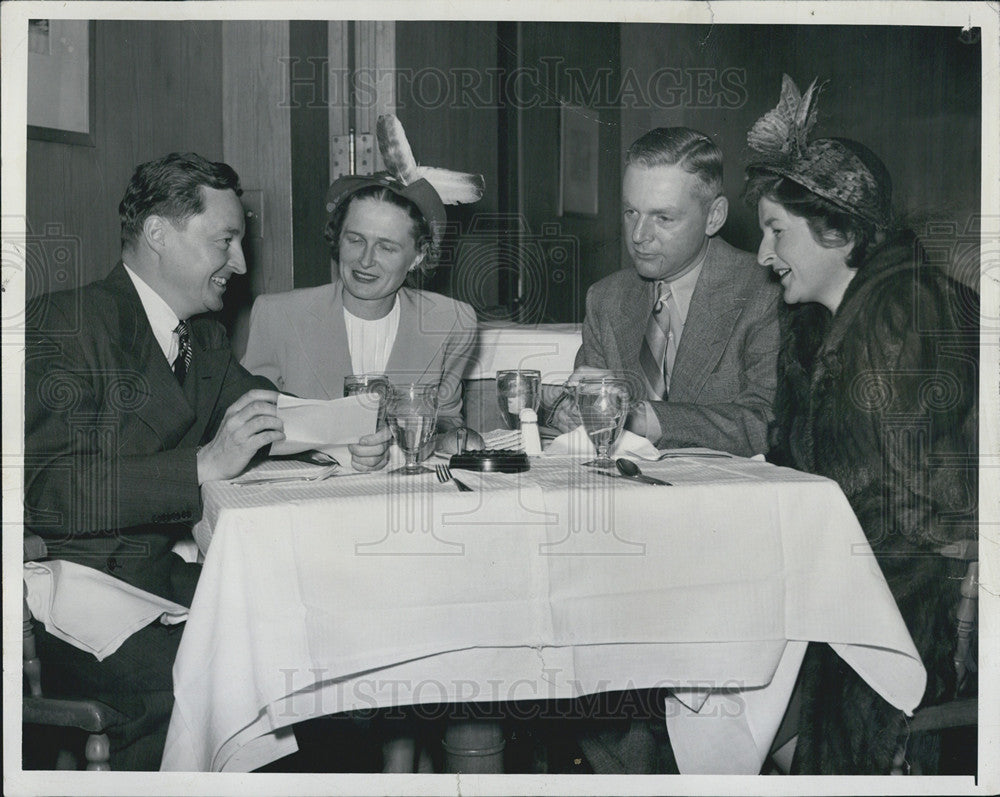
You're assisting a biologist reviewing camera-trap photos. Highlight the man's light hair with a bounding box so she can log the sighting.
[625,127,724,204]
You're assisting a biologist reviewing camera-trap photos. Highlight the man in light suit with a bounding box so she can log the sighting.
[550,128,780,773]
[554,127,780,458]
[24,153,388,769]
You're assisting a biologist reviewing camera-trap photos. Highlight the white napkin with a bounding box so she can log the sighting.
[544,425,661,459]
[23,560,189,661]
[271,394,378,458]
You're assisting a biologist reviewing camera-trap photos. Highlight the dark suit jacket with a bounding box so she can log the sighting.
[24,264,271,607]
[576,237,781,457]
[241,281,478,429]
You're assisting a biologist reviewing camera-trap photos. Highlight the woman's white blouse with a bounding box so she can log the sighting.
[342,298,401,375]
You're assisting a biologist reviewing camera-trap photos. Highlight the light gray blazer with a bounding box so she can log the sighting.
[576,236,781,456]
[242,281,479,428]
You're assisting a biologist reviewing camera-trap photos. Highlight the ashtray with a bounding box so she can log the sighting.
[449,450,530,473]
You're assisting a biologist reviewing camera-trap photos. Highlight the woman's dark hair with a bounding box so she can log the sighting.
[744,171,883,270]
[324,185,436,271]
[744,138,893,270]
[119,152,242,250]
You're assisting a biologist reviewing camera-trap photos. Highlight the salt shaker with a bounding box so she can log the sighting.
[519,407,543,456]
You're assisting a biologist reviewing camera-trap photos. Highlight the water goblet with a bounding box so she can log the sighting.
[496,369,541,429]
[574,377,631,469]
[344,373,390,430]
[386,382,439,475]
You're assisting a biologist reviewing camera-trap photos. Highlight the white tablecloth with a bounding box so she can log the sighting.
[162,455,924,773]
[466,322,582,383]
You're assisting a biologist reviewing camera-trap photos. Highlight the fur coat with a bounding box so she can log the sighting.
[768,232,979,774]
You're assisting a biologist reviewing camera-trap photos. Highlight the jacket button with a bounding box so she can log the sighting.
[107,557,120,572]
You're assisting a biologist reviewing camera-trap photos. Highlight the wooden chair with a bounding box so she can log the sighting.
[891,539,978,775]
[23,533,119,770]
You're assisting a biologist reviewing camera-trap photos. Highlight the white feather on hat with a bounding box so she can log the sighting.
[376,115,485,205]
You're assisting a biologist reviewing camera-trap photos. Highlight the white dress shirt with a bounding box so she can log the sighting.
[123,262,184,368]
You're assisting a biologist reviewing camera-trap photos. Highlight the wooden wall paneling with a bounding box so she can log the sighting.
[497,22,523,314]
[518,22,622,323]
[328,21,350,160]
[289,21,331,290]
[354,21,396,172]
[619,23,981,267]
[26,140,106,297]
[221,20,293,354]
[26,20,224,295]
[394,22,501,311]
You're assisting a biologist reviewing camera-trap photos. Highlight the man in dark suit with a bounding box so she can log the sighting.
[24,153,388,770]
[553,127,780,457]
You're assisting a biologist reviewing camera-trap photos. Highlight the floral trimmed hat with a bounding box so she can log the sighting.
[745,75,891,229]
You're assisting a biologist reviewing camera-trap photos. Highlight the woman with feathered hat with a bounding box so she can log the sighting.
[243,115,483,441]
[241,116,483,770]
[744,76,978,774]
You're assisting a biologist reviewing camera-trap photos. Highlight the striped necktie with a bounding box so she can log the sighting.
[638,281,674,400]
[173,321,192,385]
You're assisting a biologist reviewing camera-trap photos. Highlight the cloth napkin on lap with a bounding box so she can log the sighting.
[544,425,661,459]
[23,560,189,661]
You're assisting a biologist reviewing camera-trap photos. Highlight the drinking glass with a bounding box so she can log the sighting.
[386,383,439,475]
[496,369,541,429]
[574,377,631,469]
[344,373,390,430]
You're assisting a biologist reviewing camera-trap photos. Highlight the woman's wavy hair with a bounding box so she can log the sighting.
[744,139,893,270]
[323,185,437,273]
[744,172,888,270]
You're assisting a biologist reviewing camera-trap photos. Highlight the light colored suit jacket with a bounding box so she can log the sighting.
[242,281,479,428]
[576,236,781,456]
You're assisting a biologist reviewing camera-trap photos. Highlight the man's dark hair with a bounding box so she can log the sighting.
[119,152,242,249]
[625,127,724,201]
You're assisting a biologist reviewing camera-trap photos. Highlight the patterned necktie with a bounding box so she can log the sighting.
[638,281,674,400]
[173,321,192,385]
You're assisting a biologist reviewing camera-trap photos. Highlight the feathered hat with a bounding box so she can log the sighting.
[325,115,485,249]
[746,75,891,229]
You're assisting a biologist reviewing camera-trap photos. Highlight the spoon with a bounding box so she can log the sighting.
[615,458,671,486]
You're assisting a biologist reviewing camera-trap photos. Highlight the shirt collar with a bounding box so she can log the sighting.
[658,238,710,326]
[122,263,181,363]
[343,294,399,324]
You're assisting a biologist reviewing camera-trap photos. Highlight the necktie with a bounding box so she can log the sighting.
[173,321,192,385]
[638,281,674,400]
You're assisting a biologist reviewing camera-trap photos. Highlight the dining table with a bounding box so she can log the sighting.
[160,448,926,774]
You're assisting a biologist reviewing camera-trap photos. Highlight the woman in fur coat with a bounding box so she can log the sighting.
[744,76,978,774]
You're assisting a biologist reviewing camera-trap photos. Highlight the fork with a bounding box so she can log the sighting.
[235,465,339,486]
[435,464,473,492]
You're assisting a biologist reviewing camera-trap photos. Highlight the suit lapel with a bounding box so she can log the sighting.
[614,273,652,375]
[386,288,446,382]
[105,265,197,447]
[670,239,744,402]
[182,332,229,446]
[301,283,351,398]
